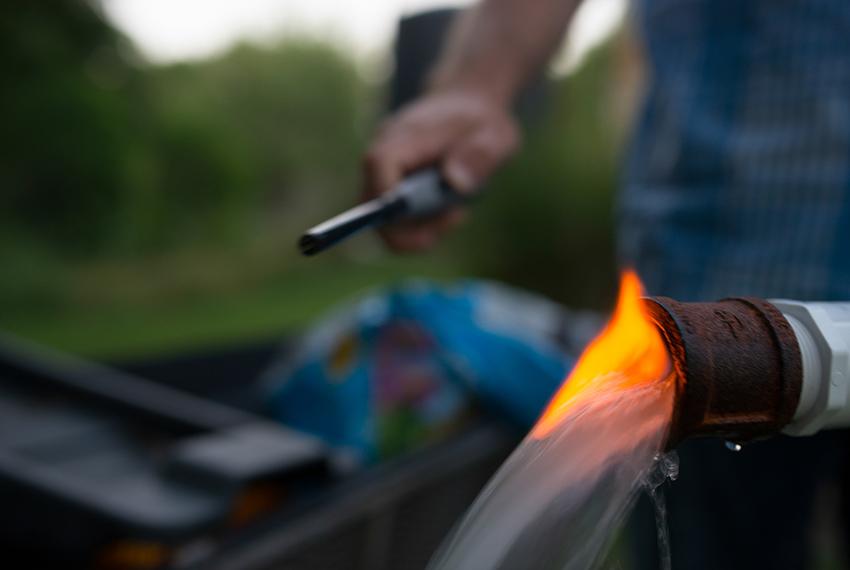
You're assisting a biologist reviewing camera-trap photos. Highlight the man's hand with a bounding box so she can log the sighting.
[361,0,581,252]
[363,90,520,252]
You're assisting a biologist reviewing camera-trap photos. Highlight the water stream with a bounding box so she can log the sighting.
[428,273,678,570]
[427,376,676,570]
[644,452,679,570]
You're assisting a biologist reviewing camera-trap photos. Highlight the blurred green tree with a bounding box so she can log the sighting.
[0,0,148,253]
[147,40,371,242]
[0,1,369,256]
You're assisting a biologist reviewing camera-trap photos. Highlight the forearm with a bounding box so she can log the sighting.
[429,0,584,106]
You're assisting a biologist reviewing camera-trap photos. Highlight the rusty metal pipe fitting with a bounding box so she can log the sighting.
[644,297,803,446]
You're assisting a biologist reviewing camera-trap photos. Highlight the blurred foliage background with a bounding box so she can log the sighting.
[0,0,631,359]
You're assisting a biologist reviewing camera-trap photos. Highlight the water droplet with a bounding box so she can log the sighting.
[646,452,680,489]
[725,441,742,452]
[662,451,679,481]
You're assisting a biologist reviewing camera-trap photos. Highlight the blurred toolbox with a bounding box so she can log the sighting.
[0,335,517,570]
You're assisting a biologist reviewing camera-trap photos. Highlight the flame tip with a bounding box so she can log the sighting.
[532,271,672,438]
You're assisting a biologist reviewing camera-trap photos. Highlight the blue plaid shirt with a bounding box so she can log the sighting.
[619,0,850,302]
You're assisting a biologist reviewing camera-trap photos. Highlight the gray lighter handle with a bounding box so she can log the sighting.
[392,168,464,219]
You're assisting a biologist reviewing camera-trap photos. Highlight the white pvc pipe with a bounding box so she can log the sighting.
[771,300,850,436]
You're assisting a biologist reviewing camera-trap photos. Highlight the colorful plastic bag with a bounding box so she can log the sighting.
[262,280,601,466]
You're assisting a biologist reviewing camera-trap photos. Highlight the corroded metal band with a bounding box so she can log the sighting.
[644,297,802,446]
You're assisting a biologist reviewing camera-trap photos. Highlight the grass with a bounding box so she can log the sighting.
[0,242,466,360]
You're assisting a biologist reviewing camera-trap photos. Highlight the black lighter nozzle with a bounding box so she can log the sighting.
[297,168,462,256]
[298,197,405,256]
[297,233,322,256]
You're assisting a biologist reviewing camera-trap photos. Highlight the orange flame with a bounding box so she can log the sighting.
[532,270,672,438]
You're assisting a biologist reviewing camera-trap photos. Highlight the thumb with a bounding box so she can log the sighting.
[443,119,520,193]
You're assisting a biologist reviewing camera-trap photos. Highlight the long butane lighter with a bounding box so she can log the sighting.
[298,168,462,256]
